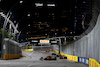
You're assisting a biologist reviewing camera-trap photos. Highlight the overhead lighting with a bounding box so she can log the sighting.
[14,20,16,23]
[27,13,31,17]
[52,13,54,15]
[28,24,30,26]
[20,1,23,4]
[83,1,86,3]
[35,3,43,7]
[10,11,12,15]
[47,4,55,7]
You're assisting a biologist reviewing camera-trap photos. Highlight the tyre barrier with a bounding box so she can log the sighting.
[53,50,100,67]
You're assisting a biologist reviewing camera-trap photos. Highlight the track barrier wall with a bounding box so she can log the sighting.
[53,50,100,67]
[78,57,89,65]
[53,50,78,62]
[22,45,34,51]
[89,58,100,67]
[28,46,32,49]
[22,45,53,51]
[3,38,22,60]
[51,0,100,67]
[22,49,34,51]
[3,54,19,60]
[32,46,52,51]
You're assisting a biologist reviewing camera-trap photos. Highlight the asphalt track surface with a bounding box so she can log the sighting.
[0,51,88,67]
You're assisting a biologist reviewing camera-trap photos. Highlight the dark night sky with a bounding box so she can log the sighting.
[0,0,92,38]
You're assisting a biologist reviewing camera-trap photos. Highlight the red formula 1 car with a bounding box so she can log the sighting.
[40,53,57,61]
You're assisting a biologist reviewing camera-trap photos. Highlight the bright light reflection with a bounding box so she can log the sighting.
[35,3,43,7]
[27,14,31,17]
[47,4,55,7]
[20,1,23,3]
[28,24,30,26]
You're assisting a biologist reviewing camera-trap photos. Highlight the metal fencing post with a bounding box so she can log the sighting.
[58,38,61,55]
[17,31,21,42]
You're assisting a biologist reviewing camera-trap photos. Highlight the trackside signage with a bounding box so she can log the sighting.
[40,40,49,43]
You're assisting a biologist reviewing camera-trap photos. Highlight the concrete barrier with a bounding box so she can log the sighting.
[3,38,22,60]
[53,50,100,67]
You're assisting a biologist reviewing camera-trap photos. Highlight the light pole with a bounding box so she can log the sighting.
[58,38,61,55]
[17,25,30,43]
[17,31,21,42]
